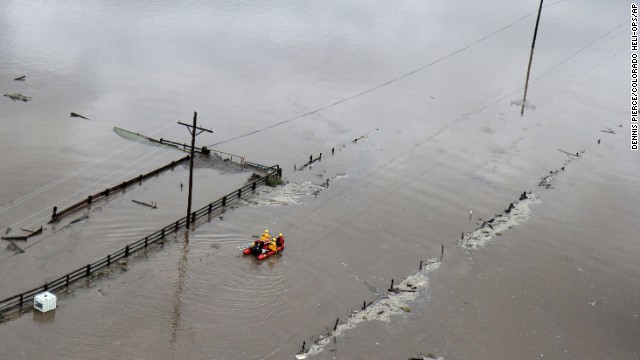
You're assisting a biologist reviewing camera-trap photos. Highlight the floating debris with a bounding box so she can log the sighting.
[13,75,26,81]
[4,93,32,102]
[70,112,90,120]
[132,200,157,209]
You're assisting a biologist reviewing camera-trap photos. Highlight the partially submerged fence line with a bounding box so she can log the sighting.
[0,166,281,317]
[49,155,190,223]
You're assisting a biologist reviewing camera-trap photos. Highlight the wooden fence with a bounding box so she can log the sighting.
[49,155,191,223]
[0,166,281,317]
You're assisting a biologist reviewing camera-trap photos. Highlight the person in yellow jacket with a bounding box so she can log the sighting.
[268,238,278,253]
[260,229,271,242]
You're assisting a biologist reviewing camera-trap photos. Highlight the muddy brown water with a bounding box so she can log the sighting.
[1,1,637,359]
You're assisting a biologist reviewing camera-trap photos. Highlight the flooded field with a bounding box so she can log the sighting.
[1,1,638,359]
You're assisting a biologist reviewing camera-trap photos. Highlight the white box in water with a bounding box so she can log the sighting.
[33,291,57,313]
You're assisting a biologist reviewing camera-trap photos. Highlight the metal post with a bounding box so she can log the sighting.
[521,0,544,116]
[179,112,211,228]
[186,113,197,227]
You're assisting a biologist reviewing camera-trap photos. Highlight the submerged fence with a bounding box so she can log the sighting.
[0,166,281,316]
[49,155,191,223]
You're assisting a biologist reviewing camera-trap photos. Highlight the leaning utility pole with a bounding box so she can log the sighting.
[178,111,212,228]
[521,0,544,117]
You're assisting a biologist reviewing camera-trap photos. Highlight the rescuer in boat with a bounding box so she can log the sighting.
[247,230,269,254]
[267,233,285,254]
[276,233,284,248]
[260,229,271,242]
[267,238,278,254]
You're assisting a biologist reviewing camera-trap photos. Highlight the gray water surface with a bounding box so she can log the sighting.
[1,1,637,359]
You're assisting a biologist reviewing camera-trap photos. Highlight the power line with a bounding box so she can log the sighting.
[207,3,574,148]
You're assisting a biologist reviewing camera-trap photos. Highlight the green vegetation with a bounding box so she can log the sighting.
[399,306,411,313]
[266,176,284,187]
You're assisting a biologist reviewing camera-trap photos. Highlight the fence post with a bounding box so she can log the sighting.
[175,221,179,231]
[86,264,91,277]
[161,229,165,238]
[252,182,256,191]
[87,195,92,205]
[125,245,130,257]
[145,237,148,247]
[44,282,48,291]
[208,203,212,214]
[107,254,111,266]
[51,206,57,220]
[66,274,70,287]
[19,294,23,308]
[139,175,143,184]
[192,211,196,223]
[222,196,227,206]
[238,189,242,199]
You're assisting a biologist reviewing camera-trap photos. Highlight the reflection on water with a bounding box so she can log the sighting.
[169,232,190,355]
[32,310,55,325]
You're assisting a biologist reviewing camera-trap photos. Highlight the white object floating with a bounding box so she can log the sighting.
[295,354,307,360]
[34,291,57,313]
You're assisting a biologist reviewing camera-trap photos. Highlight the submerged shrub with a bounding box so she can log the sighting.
[266,176,284,187]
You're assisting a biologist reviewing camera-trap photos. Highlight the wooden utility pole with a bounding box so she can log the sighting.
[521,0,544,116]
[178,111,212,228]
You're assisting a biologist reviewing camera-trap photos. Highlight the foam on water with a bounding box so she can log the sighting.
[235,181,325,207]
[459,193,540,249]
[301,262,441,358]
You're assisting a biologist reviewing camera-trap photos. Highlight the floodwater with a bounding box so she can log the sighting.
[1,1,638,359]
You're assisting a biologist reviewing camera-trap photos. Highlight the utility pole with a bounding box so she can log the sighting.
[521,0,544,117]
[178,111,212,228]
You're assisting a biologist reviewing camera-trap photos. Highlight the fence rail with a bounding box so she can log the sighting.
[49,155,191,223]
[0,166,280,317]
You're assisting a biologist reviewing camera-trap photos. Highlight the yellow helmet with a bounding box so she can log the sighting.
[278,233,283,237]
[264,229,269,234]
